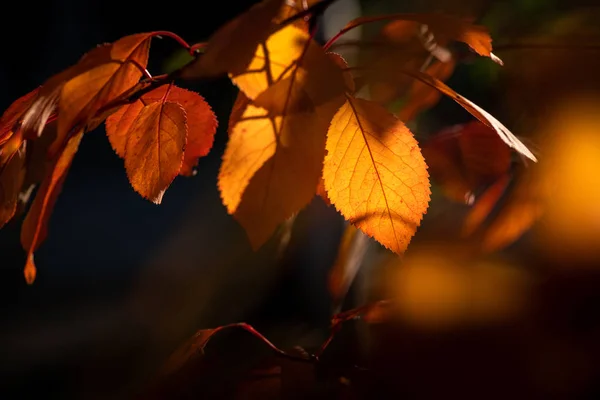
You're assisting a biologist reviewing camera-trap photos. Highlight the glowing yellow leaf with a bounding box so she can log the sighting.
[231,24,345,111]
[323,96,430,254]
[218,101,335,248]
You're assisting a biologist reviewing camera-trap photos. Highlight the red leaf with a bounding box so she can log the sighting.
[20,130,84,284]
[106,85,217,177]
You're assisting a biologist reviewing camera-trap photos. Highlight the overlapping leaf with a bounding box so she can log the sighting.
[106,84,217,177]
[119,101,187,204]
[219,24,346,248]
[180,0,283,79]
[20,130,84,284]
[323,96,430,254]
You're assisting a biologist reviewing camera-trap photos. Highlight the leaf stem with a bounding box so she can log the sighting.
[152,30,192,50]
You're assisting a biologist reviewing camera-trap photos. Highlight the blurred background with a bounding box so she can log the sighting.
[1,0,600,398]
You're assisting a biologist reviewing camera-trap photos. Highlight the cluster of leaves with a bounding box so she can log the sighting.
[0,0,536,284]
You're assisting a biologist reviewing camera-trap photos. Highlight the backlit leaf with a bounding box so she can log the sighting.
[323,96,430,254]
[218,100,337,248]
[231,24,345,111]
[123,101,187,204]
[400,69,537,162]
[21,130,84,284]
[180,0,283,79]
[56,33,154,156]
[106,85,217,176]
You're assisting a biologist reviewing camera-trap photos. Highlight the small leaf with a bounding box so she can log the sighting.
[326,52,356,93]
[180,0,283,79]
[323,96,430,254]
[123,101,187,204]
[0,142,27,228]
[21,130,84,284]
[162,329,216,376]
[106,85,217,176]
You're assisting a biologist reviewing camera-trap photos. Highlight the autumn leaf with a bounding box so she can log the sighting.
[231,24,346,111]
[218,100,337,248]
[56,33,155,156]
[0,142,27,228]
[106,84,217,176]
[218,23,345,248]
[122,101,187,204]
[399,69,537,162]
[20,130,84,284]
[323,96,430,254]
[0,88,39,145]
[180,0,283,79]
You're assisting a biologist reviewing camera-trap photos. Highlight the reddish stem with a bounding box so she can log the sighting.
[151,31,191,50]
[189,42,208,55]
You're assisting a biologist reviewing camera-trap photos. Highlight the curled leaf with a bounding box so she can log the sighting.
[400,69,537,162]
[21,130,84,284]
[0,142,27,228]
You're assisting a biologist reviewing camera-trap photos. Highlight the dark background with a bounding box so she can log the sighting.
[2,0,600,399]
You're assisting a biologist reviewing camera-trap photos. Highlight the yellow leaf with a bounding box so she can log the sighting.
[218,101,336,248]
[231,24,345,111]
[323,96,430,254]
[180,0,283,79]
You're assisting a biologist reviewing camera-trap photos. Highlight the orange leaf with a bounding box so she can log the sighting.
[123,101,188,204]
[21,130,84,284]
[106,85,216,176]
[323,96,430,254]
[218,99,337,248]
[399,69,537,162]
[0,141,27,228]
[180,0,283,79]
[20,44,115,141]
[0,88,39,145]
[462,173,511,237]
[397,59,456,121]
[56,33,154,156]
[231,24,345,111]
